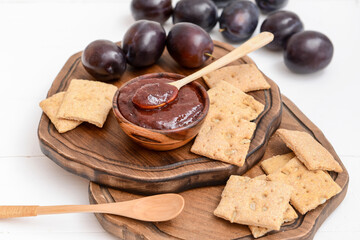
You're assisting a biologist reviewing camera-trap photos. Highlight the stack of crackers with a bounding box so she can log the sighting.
[214,128,343,238]
[40,79,117,133]
[191,64,270,167]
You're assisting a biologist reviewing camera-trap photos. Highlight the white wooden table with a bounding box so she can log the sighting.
[0,0,359,239]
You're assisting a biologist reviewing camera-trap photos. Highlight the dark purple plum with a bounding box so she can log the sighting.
[173,0,218,32]
[167,23,214,68]
[130,0,172,25]
[122,20,166,68]
[284,31,334,74]
[81,40,127,82]
[261,11,304,51]
[211,0,233,8]
[255,0,288,14]
[219,1,259,43]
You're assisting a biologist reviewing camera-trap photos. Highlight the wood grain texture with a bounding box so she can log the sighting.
[0,206,38,218]
[89,96,349,240]
[38,41,282,194]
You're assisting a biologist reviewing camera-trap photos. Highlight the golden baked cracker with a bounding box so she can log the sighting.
[261,152,296,174]
[276,129,343,172]
[248,175,298,238]
[57,79,118,128]
[214,175,293,230]
[39,92,82,133]
[253,174,266,180]
[207,80,264,121]
[267,157,342,215]
[283,204,298,222]
[191,117,256,166]
[249,204,298,238]
[203,64,271,92]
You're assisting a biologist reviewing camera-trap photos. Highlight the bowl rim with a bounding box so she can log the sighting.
[112,72,210,134]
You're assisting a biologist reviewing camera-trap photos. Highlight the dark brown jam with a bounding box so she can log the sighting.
[118,78,204,130]
[131,81,178,109]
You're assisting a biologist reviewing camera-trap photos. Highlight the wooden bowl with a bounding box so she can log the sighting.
[112,72,209,151]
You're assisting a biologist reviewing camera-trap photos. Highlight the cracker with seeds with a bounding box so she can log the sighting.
[214,175,293,230]
[191,117,256,166]
[249,204,298,238]
[207,80,264,121]
[248,175,298,238]
[261,152,296,174]
[267,157,342,215]
[39,92,82,133]
[203,64,271,92]
[276,129,343,172]
[191,80,262,166]
[57,79,118,128]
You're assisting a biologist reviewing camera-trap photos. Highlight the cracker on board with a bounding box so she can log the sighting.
[203,64,271,92]
[57,79,118,128]
[191,80,263,166]
[267,157,342,215]
[249,204,298,238]
[39,92,82,133]
[191,118,256,166]
[207,80,264,121]
[214,175,293,230]
[276,129,343,173]
[248,175,298,238]
[261,152,296,174]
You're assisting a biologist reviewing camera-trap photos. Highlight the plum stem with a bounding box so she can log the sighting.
[204,53,215,60]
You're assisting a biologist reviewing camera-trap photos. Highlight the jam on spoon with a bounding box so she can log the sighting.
[132,82,178,109]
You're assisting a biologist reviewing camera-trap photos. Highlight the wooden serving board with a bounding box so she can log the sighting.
[89,96,349,240]
[38,41,282,194]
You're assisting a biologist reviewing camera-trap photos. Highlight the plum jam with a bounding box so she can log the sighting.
[117,78,205,130]
[131,81,178,109]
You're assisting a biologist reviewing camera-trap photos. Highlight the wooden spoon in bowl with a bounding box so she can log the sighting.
[132,31,274,110]
[0,193,184,222]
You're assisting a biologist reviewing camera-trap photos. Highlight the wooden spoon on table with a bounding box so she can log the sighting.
[0,193,184,222]
[132,31,274,109]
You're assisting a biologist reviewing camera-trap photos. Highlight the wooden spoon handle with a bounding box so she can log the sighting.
[0,206,39,218]
[0,204,106,218]
[170,31,274,89]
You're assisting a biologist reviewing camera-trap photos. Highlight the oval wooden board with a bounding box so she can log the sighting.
[38,41,282,194]
[89,96,349,240]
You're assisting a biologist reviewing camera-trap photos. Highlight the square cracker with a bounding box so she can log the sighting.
[249,204,298,238]
[267,157,342,215]
[276,129,343,172]
[214,175,293,230]
[57,79,118,128]
[261,152,296,174]
[191,117,256,166]
[39,92,82,133]
[248,175,298,238]
[207,80,264,121]
[203,64,271,92]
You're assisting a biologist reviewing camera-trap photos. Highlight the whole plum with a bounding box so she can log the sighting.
[173,0,218,32]
[122,20,166,68]
[81,40,127,82]
[261,11,304,51]
[211,0,233,8]
[255,0,288,14]
[130,0,172,25]
[167,23,214,68]
[284,31,334,74]
[219,1,259,43]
